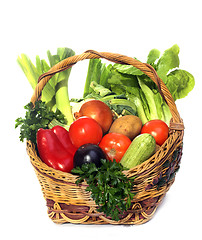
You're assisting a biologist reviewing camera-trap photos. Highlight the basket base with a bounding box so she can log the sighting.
[46,196,164,225]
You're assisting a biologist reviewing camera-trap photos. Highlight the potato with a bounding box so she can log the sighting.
[109,115,142,140]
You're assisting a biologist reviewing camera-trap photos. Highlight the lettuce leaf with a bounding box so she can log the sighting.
[113,61,144,76]
[166,69,195,101]
[147,48,161,65]
[108,69,138,88]
[156,44,180,83]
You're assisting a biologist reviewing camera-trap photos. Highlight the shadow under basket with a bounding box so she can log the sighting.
[26,50,184,225]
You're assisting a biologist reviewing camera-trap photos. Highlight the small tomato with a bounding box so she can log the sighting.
[99,133,131,163]
[69,117,103,148]
[141,119,169,146]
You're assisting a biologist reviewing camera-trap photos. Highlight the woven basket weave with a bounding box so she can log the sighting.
[26,50,184,225]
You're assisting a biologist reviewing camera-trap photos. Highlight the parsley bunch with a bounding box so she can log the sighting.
[72,159,135,221]
[15,100,66,144]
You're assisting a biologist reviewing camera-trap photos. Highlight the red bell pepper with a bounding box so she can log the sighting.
[37,128,74,173]
[51,125,77,156]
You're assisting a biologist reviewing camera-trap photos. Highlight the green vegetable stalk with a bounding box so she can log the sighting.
[17,47,75,125]
[83,59,112,97]
[137,76,159,120]
[127,94,148,124]
[17,54,56,109]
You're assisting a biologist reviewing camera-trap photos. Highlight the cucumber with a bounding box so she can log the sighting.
[120,133,156,169]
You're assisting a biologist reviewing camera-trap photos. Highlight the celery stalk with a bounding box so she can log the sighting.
[162,103,172,125]
[84,59,102,97]
[127,94,148,124]
[138,77,159,120]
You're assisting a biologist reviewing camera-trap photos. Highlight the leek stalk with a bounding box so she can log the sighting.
[17,47,75,125]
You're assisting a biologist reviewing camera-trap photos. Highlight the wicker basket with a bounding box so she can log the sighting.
[26,50,184,225]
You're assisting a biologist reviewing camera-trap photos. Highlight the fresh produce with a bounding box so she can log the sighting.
[17,48,75,125]
[82,44,195,125]
[75,99,113,133]
[15,100,66,145]
[83,59,112,97]
[16,45,195,167]
[37,128,74,172]
[107,98,137,116]
[69,117,103,148]
[109,115,142,140]
[71,159,135,221]
[73,144,106,168]
[141,119,169,146]
[121,133,156,169]
[99,133,131,163]
[51,125,77,156]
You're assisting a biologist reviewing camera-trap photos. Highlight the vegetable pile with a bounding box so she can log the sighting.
[15,45,194,221]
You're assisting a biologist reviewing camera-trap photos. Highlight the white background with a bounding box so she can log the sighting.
[1,0,202,239]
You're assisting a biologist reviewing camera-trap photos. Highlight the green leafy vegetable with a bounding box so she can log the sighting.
[83,44,194,125]
[15,100,66,145]
[90,81,112,97]
[108,68,138,88]
[137,76,159,120]
[83,59,112,97]
[71,159,135,221]
[147,48,160,65]
[166,69,195,101]
[113,60,143,76]
[156,44,180,83]
[107,98,137,116]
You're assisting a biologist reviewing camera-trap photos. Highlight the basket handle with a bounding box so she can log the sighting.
[30,50,184,127]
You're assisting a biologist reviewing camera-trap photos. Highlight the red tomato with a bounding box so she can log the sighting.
[141,119,169,146]
[77,100,113,133]
[99,133,131,163]
[69,117,103,148]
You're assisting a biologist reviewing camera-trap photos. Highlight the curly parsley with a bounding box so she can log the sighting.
[15,100,66,144]
[72,159,135,221]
